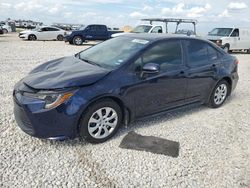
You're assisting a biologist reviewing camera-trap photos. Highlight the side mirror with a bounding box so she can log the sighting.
[141,63,160,78]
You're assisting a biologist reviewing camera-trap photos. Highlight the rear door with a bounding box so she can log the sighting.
[85,25,107,40]
[97,25,108,40]
[183,39,221,102]
[47,27,61,40]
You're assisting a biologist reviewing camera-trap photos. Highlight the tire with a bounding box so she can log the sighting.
[73,36,84,45]
[208,80,229,108]
[57,35,64,41]
[79,99,122,143]
[3,29,8,34]
[28,34,37,41]
[223,45,230,53]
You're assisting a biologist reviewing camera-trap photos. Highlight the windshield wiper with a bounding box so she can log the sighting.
[80,57,102,67]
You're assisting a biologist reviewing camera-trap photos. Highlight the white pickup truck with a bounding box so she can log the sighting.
[207,27,250,53]
[112,18,197,38]
[112,24,164,37]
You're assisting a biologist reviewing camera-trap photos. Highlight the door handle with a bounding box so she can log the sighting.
[179,70,185,74]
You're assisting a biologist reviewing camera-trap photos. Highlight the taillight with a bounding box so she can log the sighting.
[234,59,239,64]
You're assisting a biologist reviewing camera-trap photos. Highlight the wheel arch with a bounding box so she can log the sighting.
[76,95,131,131]
[222,76,232,95]
[206,76,233,104]
[28,34,37,40]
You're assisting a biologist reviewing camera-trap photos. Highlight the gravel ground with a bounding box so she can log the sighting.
[0,34,249,188]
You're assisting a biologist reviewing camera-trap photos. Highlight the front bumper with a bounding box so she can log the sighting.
[13,89,80,140]
[19,34,28,40]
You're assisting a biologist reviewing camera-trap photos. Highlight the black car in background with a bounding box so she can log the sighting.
[64,24,123,45]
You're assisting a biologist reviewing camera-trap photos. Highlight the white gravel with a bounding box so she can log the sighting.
[0,34,250,188]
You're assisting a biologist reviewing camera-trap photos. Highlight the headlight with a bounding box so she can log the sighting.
[23,91,74,109]
[216,40,222,45]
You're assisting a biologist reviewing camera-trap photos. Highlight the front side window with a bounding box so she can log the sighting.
[41,27,48,32]
[132,25,153,33]
[134,40,182,72]
[151,26,163,33]
[231,29,239,37]
[208,28,233,37]
[89,26,97,31]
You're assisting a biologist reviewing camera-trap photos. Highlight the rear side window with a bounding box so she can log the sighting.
[186,40,221,67]
[186,40,209,66]
[207,45,219,61]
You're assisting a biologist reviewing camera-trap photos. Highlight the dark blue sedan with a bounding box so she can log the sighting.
[13,34,239,143]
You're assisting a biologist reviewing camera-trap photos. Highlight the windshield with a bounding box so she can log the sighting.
[131,25,153,33]
[78,26,86,30]
[208,28,233,37]
[79,37,149,69]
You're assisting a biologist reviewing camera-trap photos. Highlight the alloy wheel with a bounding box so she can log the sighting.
[74,37,82,45]
[29,35,36,41]
[214,83,228,105]
[88,107,118,139]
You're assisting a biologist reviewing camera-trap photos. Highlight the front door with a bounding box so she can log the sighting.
[125,39,188,117]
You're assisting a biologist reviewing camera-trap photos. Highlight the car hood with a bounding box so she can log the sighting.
[206,35,223,40]
[22,56,111,90]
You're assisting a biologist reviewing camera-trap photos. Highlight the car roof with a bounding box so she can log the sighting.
[121,33,205,42]
[120,33,225,53]
[40,26,62,29]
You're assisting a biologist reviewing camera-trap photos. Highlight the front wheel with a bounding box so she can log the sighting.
[208,80,229,108]
[3,29,8,34]
[79,99,122,143]
[73,36,84,45]
[28,34,37,41]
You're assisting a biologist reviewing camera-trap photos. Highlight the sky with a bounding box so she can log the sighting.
[0,0,250,34]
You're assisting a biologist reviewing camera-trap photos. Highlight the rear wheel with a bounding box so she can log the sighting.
[57,35,64,41]
[28,34,37,41]
[2,29,8,34]
[79,99,122,143]
[208,80,229,108]
[73,36,84,45]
